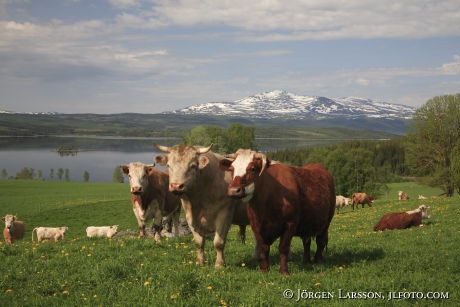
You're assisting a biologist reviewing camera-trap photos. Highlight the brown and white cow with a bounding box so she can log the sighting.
[335,195,351,213]
[155,144,251,268]
[374,205,431,231]
[351,192,374,210]
[398,191,410,200]
[121,162,182,241]
[2,214,25,244]
[220,149,336,275]
[32,227,68,242]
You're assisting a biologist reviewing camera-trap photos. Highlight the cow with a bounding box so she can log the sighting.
[335,195,351,213]
[32,227,68,242]
[86,225,118,238]
[398,191,410,200]
[351,192,374,210]
[154,144,251,268]
[220,149,336,275]
[121,162,182,241]
[374,205,431,231]
[2,214,25,244]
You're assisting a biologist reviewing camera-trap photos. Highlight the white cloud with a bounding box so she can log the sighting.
[146,0,460,40]
[107,0,139,9]
[439,55,460,75]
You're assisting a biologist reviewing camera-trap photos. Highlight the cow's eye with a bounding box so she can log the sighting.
[190,163,198,169]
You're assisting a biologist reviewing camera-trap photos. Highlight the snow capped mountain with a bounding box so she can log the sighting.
[170,90,416,120]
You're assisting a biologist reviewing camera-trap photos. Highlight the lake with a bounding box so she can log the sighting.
[0,135,347,182]
[0,136,179,182]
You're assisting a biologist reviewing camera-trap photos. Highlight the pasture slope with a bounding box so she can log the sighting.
[0,180,458,306]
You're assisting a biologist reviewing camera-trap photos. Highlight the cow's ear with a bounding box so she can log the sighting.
[219,159,233,171]
[120,165,129,175]
[145,164,155,174]
[155,155,168,166]
[198,156,209,169]
[1,217,4,222]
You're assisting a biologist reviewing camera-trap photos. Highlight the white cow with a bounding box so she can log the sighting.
[32,227,68,242]
[86,225,118,238]
[335,195,351,213]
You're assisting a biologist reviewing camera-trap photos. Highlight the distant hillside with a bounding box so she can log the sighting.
[1,89,416,137]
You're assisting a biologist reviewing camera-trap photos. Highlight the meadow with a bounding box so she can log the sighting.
[0,180,458,306]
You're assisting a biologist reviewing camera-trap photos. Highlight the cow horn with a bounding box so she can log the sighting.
[196,144,213,154]
[155,144,171,152]
[225,153,238,159]
[254,152,267,176]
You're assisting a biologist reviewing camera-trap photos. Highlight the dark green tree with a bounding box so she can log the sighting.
[1,168,8,179]
[224,123,257,152]
[57,168,64,180]
[406,94,460,197]
[83,171,90,182]
[65,168,71,182]
[15,167,35,180]
[113,166,124,183]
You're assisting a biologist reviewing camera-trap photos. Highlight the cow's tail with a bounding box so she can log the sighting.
[31,227,38,242]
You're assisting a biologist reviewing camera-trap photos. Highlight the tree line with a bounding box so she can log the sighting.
[2,167,90,182]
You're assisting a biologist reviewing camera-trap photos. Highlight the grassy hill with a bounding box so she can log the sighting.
[0,180,458,306]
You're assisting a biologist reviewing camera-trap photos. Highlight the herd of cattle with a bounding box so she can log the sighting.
[2,144,432,275]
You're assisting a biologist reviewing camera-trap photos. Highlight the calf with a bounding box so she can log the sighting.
[335,195,351,213]
[374,205,431,231]
[398,191,410,200]
[220,149,336,275]
[121,162,182,241]
[86,225,118,238]
[2,214,25,244]
[351,192,374,210]
[32,227,68,242]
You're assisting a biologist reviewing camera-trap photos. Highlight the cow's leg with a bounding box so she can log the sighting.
[133,208,146,238]
[214,213,232,268]
[314,230,329,263]
[191,230,206,265]
[302,236,312,264]
[279,223,296,275]
[172,210,180,237]
[259,242,270,273]
[152,209,163,242]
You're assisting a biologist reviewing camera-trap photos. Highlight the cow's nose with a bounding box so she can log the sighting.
[131,186,142,194]
[228,186,244,198]
[170,183,185,193]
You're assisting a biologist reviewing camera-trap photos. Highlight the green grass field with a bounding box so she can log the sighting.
[0,180,458,306]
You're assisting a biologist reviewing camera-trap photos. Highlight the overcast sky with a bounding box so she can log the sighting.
[1,0,459,114]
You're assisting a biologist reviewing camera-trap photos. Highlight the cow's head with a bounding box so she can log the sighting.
[419,205,431,219]
[219,149,269,200]
[2,214,16,229]
[108,225,119,237]
[155,144,212,194]
[121,162,155,194]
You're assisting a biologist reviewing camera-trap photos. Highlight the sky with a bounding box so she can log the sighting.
[1,0,459,114]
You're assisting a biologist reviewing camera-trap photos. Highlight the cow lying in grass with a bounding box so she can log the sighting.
[374,205,431,231]
[2,214,25,244]
[86,225,118,238]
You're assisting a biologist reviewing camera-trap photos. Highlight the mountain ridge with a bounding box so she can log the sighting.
[168,90,416,120]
